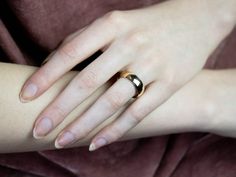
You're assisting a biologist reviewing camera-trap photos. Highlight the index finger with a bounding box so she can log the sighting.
[19,13,119,103]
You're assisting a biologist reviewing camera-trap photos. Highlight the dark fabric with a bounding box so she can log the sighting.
[0,0,236,176]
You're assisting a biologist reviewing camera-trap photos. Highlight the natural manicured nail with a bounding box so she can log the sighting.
[33,117,53,139]
[89,137,107,151]
[20,83,38,102]
[55,131,75,149]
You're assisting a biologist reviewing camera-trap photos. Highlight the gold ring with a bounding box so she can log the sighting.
[119,70,145,98]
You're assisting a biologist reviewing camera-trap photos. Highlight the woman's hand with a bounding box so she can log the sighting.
[19,0,235,150]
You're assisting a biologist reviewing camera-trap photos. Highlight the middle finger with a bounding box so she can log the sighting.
[33,42,131,139]
[54,77,136,148]
[54,62,154,148]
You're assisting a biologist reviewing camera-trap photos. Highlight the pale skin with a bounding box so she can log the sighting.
[18,0,236,151]
[1,61,236,153]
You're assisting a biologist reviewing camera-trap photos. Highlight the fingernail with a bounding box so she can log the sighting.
[55,131,75,149]
[33,117,53,139]
[20,83,38,102]
[89,137,107,151]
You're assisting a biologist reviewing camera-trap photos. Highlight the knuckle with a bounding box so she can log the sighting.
[129,105,151,124]
[68,129,87,140]
[105,92,124,111]
[57,41,78,62]
[106,126,123,141]
[77,70,99,90]
[103,10,127,28]
[125,30,147,47]
[62,30,80,44]
[161,75,181,93]
[51,104,67,118]
[32,71,50,89]
[168,81,181,93]
[77,128,89,139]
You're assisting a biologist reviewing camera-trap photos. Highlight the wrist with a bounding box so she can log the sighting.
[173,0,236,44]
[191,70,218,133]
[202,70,236,138]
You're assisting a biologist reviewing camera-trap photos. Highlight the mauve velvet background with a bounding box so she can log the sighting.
[0,0,236,177]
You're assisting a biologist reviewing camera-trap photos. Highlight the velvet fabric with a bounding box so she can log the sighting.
[0,0,236,176]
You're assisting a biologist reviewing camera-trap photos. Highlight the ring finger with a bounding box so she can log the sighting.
[32,42,132,139]
[54,64,154,148]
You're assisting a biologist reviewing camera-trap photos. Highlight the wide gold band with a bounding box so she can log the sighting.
[119,70,145,98]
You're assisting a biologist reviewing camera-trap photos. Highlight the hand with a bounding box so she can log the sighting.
[19,0,232,151]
